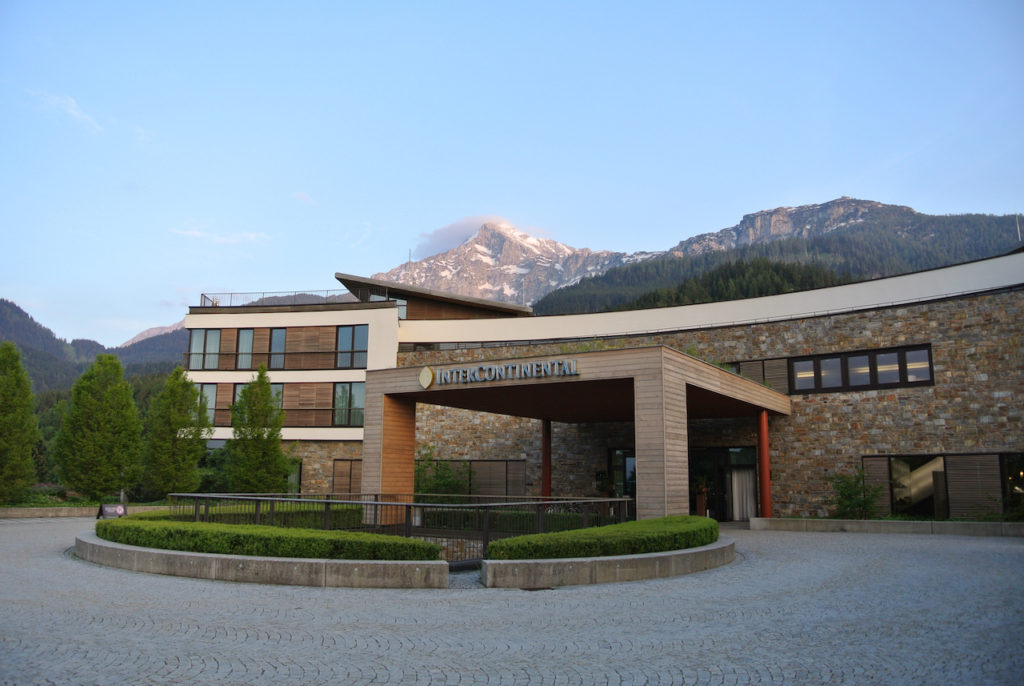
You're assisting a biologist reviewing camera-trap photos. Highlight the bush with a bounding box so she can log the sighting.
[829,468,885,519]
[486,515,718,560]
[96,515,441,561]
[421,507,619,533]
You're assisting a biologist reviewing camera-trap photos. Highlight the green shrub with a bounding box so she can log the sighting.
[829,468,885,519]
[96,516,440,561]
[420,507,616,533]
[486,515,717,560]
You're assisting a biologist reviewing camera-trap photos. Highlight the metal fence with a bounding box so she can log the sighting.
[167,493,635,568]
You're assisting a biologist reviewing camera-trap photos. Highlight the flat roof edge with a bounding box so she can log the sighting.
[335,272,534,316]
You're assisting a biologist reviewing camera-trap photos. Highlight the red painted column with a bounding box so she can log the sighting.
[758,410,772,518]
[541,419,552,498]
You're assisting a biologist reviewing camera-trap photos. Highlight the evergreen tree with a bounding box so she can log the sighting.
[140,367,211,498]
[52,355,142,501]
[0,342,40,502]
[224,365,289,493]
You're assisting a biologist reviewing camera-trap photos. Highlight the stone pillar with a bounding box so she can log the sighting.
[541,418,552,497]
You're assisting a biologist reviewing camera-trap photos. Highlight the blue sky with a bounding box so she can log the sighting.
[2,1,1022,347]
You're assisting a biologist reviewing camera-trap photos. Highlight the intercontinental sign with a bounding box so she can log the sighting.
[419,359,580,389]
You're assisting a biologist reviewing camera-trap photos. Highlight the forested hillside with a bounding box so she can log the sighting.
[0,299,181,391]
[618,259,845,310]
[534,213,1021,314]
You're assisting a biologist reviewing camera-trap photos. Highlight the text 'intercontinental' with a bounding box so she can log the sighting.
[435,359,580,386]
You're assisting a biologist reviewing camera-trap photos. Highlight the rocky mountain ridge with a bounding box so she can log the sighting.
[372,198,934,306]
[373,223,661,305]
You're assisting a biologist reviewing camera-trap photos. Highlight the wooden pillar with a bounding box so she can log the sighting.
[758,409,772,518]
[541,418,552,497]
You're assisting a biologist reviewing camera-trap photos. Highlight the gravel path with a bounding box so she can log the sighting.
[1,517,1021,685]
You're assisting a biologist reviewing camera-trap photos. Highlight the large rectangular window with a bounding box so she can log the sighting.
[189,329,220,370]
[333,382,365,427]
[270,328,286,369]
[789,345,933,394]
[336,325,369,369]
[233,382,283,408]
[196,383,217,423]
[236,329,253,369]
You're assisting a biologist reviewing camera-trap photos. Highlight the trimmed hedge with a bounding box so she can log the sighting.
[96,515,441,561]
[421,508,618,534]
[486,515,718,560]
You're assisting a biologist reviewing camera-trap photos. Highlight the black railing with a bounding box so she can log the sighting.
[167,493,635,567]
[199,290,352,308]
[184,350,366,371]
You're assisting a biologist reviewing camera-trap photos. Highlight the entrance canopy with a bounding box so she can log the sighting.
[362,346,791,519]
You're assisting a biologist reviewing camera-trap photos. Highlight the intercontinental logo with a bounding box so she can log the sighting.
[419,359,580,390]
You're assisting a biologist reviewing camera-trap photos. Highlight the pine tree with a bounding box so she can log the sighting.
[224,365,289,493]
[140,367,211,498]
[53,355,142,501]
[0,342,40,502]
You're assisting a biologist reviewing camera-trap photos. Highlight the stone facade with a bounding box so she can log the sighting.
[291,440,362,495]
[393,288,1023,517]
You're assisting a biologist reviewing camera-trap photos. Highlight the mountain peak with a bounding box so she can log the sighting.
[374,223,657,305]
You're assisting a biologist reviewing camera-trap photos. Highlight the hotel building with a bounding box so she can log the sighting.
[184,251,1024,520]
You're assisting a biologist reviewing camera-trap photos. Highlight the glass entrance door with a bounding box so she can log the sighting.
[609,449,636,498]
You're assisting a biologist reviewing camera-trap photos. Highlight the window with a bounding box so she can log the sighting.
[270,328,286,369]
[197,383,217,423]
[333,382,365,427]
[189,329,220,370]
[234,382,283,408]
[336,325,369,369]
[789,345,933,394]
[236,329,253,369]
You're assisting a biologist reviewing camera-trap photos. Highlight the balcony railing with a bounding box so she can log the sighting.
[184,350,367,371]
[198,290,354,308]
[201,407,363,428]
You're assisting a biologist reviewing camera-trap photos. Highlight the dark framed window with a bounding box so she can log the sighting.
[189,329,220,370]
[196,383,217,422]
[233,382,283,409]
[333,382,365,427]
[336,325,369,369]
[236,329,254,369]
[270,328,286,369]
[790,345,933,394]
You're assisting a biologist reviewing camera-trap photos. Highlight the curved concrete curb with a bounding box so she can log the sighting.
[481,536,735,588]
[2,505,169,519]
[75,532,449,589]
[750,517,1024,537]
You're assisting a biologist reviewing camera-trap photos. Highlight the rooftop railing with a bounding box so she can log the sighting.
[198,291,354,308]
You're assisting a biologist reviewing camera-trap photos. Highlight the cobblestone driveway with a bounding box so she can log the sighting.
[1,518,1021,685]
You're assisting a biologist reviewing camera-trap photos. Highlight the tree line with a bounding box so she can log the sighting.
[0,341,291,505]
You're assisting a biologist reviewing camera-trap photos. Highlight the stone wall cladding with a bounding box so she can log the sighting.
[291,440,362,495]
[398,288,1023,517]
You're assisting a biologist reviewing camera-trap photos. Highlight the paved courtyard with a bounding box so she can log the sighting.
[1,517,1021,685]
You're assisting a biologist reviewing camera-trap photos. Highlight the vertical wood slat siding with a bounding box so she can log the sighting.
[219,329,238,370]
[739,361,765,385]
[214,384,234,426]
[862,456,892,516]
[763,358,790,394]
[251,329,271,368]
[946,455,1002,518]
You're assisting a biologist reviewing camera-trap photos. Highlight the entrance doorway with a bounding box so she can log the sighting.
[608,448,636,498]
[689,447,758,521]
